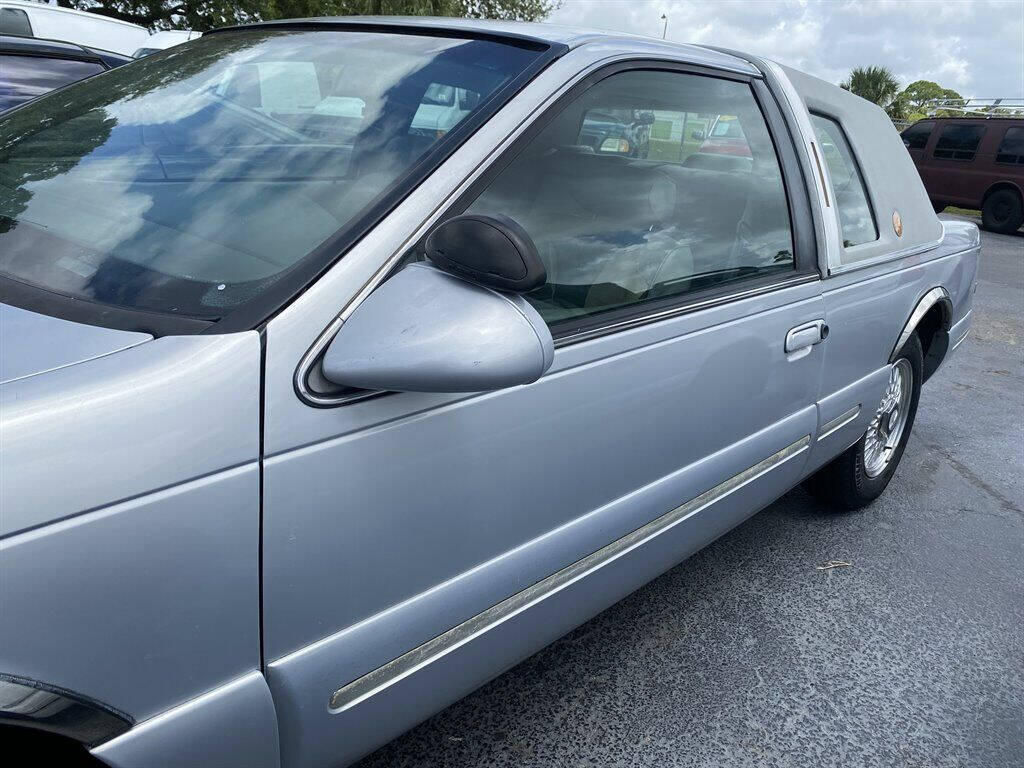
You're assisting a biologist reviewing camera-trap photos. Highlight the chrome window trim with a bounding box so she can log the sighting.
[553,273,821,348]
[810,141,830,207]
[828,234,946,277]
[328,434,811,712]
[295,271,822,407]
[758,60,840,274]
[816,405,861,442]
[0,673,133,747]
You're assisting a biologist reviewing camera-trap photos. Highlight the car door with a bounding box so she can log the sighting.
[262,62,825,768]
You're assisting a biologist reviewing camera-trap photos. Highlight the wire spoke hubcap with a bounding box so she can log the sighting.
[863,359,912,478]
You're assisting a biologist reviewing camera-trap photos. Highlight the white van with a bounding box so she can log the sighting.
[410,82,480,134]
[133,28,200,57]
[0,0,148,56]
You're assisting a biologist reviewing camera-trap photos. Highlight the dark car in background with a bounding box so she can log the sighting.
[0,34,130,112]
[698,113,751,157]
[902,116,1024,234]
[578,107,654,157]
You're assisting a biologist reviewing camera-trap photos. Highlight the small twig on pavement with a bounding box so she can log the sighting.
[816,560,852,570]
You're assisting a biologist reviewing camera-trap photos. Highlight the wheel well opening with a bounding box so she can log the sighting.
[916,302,950,382]
[982,181,1022,206]
[0,725,111,767]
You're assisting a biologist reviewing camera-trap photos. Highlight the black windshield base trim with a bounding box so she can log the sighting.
[0,276,213,336]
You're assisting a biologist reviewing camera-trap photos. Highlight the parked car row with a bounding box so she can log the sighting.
[0,0,147,55]
[0,33,131,112]
[0,17,978,768]
[131,28,201,58]
[0,0,200,114]
[901,116,1024,234]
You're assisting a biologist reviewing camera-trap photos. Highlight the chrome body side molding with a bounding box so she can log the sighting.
[328,435,811,712]
[952,310,972,351]
[0,673,133,747]
[817,405,861,442]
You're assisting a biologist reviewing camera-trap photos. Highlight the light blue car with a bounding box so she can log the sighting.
[0,17,978,768]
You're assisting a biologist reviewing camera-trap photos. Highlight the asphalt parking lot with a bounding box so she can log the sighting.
[356,217,1023,768]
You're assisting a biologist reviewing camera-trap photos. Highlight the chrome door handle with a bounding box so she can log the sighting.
[785,320,828,353]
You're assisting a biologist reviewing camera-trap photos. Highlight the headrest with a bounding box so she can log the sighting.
[557,156,677,224]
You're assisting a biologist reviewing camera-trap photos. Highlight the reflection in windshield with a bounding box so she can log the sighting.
[0,30,538,319]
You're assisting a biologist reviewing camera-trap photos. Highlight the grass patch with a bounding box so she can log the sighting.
[941,206,981,218]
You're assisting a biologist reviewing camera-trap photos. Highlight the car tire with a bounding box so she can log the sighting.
[981,189,1024,234]
[803,333,923,511]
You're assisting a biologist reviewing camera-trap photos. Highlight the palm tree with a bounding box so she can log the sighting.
[840,66,905,119]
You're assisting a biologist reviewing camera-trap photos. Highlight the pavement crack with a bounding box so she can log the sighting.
[922,441,1024,518]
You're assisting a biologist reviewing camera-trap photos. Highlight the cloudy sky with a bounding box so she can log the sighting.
[548,0,1023,99]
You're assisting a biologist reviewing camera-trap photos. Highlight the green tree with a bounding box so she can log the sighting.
[900,79,964,117]
[261,0,561,23]
[55,0,264,30]
[54,0,558,31]
[840,65,904,119]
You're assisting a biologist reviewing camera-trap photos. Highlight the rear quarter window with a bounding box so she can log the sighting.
[809,113,878,249]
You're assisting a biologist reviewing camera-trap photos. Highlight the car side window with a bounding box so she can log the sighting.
[0,55,105,112]
[996,126,1024,165]
[933,124,986,161]
[901,121,934,150]
[462,69,796,327]
[809,113,878,249]
[0,7,33,37]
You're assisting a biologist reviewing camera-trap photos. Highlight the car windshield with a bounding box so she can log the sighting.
[0,29,539,321]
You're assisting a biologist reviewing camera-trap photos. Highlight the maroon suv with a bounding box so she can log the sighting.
[901,117,1023,234]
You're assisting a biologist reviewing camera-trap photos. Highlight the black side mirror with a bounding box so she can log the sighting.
[424,214,546,293]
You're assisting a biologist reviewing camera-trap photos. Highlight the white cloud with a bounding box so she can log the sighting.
[549,0,1024,98]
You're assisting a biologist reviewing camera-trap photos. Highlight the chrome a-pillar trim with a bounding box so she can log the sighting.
[0,673,133,746]
[328,434,811,712]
